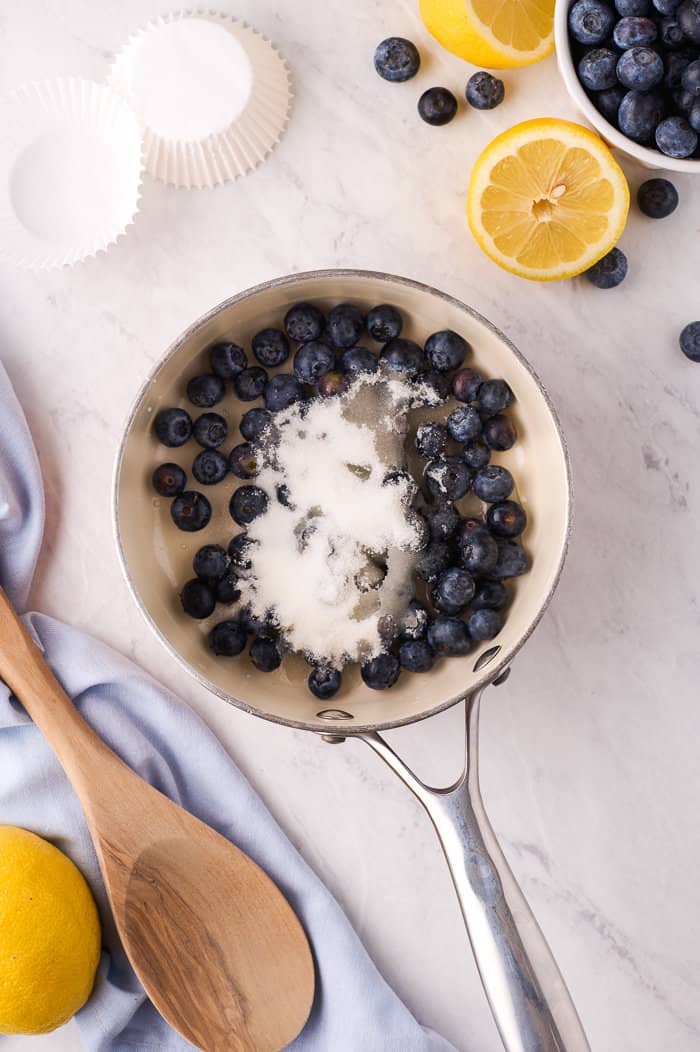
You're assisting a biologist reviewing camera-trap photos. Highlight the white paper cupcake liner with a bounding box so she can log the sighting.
[108,12,292,189]
[0,78,143,270]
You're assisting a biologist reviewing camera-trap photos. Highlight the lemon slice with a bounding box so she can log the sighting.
[467,119,630,282]
[420,0,555,69]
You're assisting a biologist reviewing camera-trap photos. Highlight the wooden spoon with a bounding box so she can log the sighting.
[0,588,315,1052]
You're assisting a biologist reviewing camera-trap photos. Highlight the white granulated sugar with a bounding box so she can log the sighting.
[239,375,438,666]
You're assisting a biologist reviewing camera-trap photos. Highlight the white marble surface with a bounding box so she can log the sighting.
[2,2,700,1050]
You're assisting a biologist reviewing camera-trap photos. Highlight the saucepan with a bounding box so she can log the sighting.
[114,270,589,1052]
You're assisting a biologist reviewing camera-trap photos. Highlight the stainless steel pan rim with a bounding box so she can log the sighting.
[113,267,573,736]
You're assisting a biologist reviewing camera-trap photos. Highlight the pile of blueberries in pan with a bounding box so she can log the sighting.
[150,301,529,699]
[569,0,700,158]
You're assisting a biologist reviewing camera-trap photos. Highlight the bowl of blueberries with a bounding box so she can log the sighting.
[555,0,700,170]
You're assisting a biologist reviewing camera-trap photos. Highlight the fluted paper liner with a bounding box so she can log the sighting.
[0,78,143,270]
[108,12,292,189]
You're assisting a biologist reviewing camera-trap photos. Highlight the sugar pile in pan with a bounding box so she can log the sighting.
[239,375,438,666]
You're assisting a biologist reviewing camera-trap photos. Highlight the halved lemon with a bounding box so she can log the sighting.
[419,0,555,69]
[467,118,630,282]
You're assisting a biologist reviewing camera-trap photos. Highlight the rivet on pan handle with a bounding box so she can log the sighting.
[360,688,590,1052]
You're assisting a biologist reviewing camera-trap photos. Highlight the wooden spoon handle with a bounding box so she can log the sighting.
[0,587,131,801]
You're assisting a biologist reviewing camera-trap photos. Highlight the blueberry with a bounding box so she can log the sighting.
[674,86,696,111]
[637,177,679,217]
[425,329,468,372]
[397,599,430,641]
[192,449,229,485]
[680,321,700,361]
[427,616,471,656]
[474,465,514,502]
[482,414,517,451]
[215,572,241,605]
[228,532,256,570]
[682,59,700,95]
[477,379,513,417]
[294,340,336,383]
[433,566,476,614]
[462,440,491,469]
[250,636,282,672]
[239,407,272,442]
[209,341,247,379]
[492,540,529,578]
[152,462,186,497]
[690,97,700,130]
[308,665,342,699]
[361,652,401,689]
[457,522,499,574]
[415,421,448,458]
[187,373,226,409]
[418,87,458,125]
[180,578,216,619]
[415,540,452,583]
[487,500,527,537]
[171,491,212,532]
[209,620,247,656]
[264,374,305,411]
[154,407,192,447]
[234,366,268,402]
[578,47,619,90]
[653,0,681,10]
[656,114,698,155]
[569,0,616,43]
[585,246,628,288]
[239,607,278,637]
[317,371,348,397]
[380,338,427,377]
[366,304,403,342]
[664,49,695,90]
[423,370,452,400]
[447,405,482,443]
[472,580,509,611]
[252,328,290,368]
[229,442,259,479]
[326,303,364,348]
[193,544,229,580]
[660,16,686,47]
[452,367,483,403]
[594,85,625,124]
[230,485,269,526]
[340,345,379,375]
[284,302,324,343]
[374,36,420,82]
[425,456,472,500]
[193,412,227,448]
[399,639,435,672]
[466,70,505,109]
[617,48,664,90]
[616,0,651,12]
[614,15,658,47]
[618,89,665,141]
[426,502,461,541]
[678,0,700,42]
[468,608,503,641]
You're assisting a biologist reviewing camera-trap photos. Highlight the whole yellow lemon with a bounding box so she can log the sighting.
[0,825,101,1034]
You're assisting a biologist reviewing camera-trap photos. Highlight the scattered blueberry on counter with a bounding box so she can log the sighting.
[585,246,629,287]
[466,71,505,109]
[680,320,700,359]
[637,176,679,215]
[374,37,421,82]
[418,87,458,126]
[151,301,530,696]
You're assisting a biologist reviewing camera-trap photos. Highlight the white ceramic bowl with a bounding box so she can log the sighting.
[554,0,700,173]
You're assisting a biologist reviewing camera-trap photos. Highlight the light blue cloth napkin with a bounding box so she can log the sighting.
[0,358,458,1052]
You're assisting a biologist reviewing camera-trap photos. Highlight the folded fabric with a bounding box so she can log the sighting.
[0,356,458,1051]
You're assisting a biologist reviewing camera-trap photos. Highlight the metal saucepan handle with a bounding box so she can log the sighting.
[360,688,590,1052]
